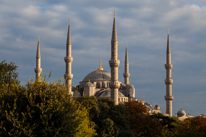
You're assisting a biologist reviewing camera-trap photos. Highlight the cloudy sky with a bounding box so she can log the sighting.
[0,0,206,116]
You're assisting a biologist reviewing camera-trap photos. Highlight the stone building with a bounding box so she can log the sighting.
[172,108,194,121]
[34,12,179,115]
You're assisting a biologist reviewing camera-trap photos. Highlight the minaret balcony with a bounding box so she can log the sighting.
[109,60,120,67]
[165,64,173,69]
[64,74,73,80]
[34,68,42,73]
[110,81,120,89]
[164,79,173,84]
[123,73,130,78]
[164,95,174,100]
[64,57,73,63]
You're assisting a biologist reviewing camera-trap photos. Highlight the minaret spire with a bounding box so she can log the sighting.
[143,94,145,103]
[111,10,117,42]
[123,42,130,84]
[109,11,120,105]
[164,29,174,117]
[34,35,42,81]
[64,19,73,95]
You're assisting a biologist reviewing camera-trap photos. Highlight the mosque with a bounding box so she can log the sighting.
[34,11,196,119]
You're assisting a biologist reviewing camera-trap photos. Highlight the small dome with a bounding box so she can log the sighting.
[177,108,186,117]
[84,82,94,87]
[154,105,160,110]
[82,70,111,82]
[187,114,194,118]
[125,84,134,89]
[172,114,177,118]
[144,103,152,109]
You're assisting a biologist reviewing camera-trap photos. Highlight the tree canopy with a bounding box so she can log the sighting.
[76,96,134,137]
[0,60,19,86]
[1,60,206,137]
[0,77,96,137]
[124,101,165,137]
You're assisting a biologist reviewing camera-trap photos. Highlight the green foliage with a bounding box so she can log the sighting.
[165,116,206,137]
[0,60,20,86]
[76,96,134,137]
[0,78,96,137]
[151,113,177,129]
[124,101,165,137]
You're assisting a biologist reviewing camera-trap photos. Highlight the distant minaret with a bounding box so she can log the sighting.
[164,29,174,117]
[109,11,120,105]
[64,19,73,95]
[142,94,145,104]
[34,36,42,81]
[123,42,130,84]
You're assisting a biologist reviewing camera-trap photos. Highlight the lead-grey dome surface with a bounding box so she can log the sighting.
[84,82,94,87]
[97,89,125,98]
[83,70,111,82]
[177,109,186,117]
[154,105,160,110]
[125,84,134,89]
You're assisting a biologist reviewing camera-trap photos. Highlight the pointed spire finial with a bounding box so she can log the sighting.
[36,35,41,58]
[126,42,127,48]
[166,28,171,55]
[168,29,169,34]
[111,11,117,41]
[98,58,103,70]
[66,18,71,46]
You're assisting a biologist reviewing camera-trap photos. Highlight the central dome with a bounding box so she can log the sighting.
[82,70,111,82]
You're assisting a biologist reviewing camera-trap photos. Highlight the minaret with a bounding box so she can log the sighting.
[64,19,73,95]
[142,94,145,104]
[123,42,130,84]
[109,11,120,105]
[164,29,174,117]
[34,36,42,81]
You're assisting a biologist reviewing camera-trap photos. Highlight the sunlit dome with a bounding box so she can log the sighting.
[82,70,111,82]
[96,89,125,98]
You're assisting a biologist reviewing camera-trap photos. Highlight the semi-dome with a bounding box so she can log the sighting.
[97,89,125,98]
[84,82,94,87]
[172,113,177,118]
[125,84,134,89]
[82,70,111,82]
[187,114,194,118]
